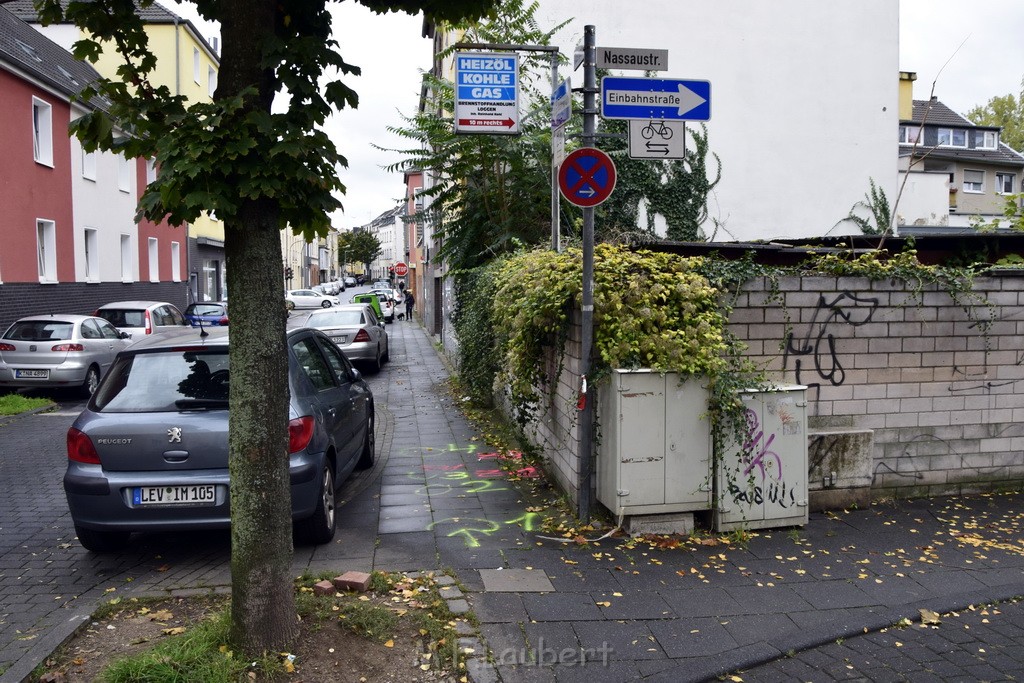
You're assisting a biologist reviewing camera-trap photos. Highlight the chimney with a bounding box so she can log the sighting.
[898,71,917,121]
[209,36,219,56]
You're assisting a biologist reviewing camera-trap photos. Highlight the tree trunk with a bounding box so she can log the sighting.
[219,0,297,652]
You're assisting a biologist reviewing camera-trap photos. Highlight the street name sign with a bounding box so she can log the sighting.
[628,120,686,159]
[455,52,520,134]
[597,46,669,71]
[551,77,571,129]
[601,76,711,121]
[558,148,617,208]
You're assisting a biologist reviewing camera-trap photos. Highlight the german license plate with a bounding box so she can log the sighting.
[15,369,48,379]
[133,485,216,506]
[331,335,348,345]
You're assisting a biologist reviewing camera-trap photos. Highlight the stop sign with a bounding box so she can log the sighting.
[394,262,408,277]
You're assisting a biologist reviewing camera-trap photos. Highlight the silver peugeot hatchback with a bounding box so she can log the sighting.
[63,327,374,551]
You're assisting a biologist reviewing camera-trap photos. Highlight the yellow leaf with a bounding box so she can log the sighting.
[162,627,186,636]
[384,640,394,648]
[597,601,611,607]
[919,608,941,625]
[730,676,744,682]
[148,610,174,621]
[420,664,431,671]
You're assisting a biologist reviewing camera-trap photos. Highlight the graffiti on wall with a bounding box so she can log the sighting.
[726,407,799,510]
[783,292,879,396]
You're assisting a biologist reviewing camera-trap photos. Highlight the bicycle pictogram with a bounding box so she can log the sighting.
[640,120,674,141]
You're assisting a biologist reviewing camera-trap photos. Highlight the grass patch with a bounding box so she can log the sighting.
[0,394,52,416]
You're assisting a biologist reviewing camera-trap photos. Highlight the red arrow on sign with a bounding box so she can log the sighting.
[458,118,516,128]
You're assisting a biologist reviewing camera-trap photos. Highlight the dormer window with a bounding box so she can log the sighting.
[937,128,967,148]
[972,130,997,150]
[899,125,922,144]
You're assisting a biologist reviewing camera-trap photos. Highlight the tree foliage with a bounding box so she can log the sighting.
[337,229,383,270]
[966,77,1024,153]
[36,0,497,657]
[383,0,564,273]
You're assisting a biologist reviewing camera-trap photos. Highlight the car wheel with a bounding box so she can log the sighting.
[356,409,375,470]
[286,300,295,311]
[81,365,101,397]
[381,342,390,364]
[321,300,332,308]
[75,525,130,552]
[299,464,336,544]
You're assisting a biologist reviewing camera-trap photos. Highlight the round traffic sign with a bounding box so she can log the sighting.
[558,147,617,207]
[393,262,408,277]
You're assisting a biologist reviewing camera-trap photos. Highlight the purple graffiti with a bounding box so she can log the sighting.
[741,408,783,482]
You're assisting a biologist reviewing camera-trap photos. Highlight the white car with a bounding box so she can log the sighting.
[94,300,187,339]
[286,289,342,310]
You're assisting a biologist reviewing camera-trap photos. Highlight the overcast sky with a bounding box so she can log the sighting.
[173,1,1024,229]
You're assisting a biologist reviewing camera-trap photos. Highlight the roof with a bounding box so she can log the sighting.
[900,98,1024,167]
[905,98,990,128]
[2,0,219,62]
[0,4,100,100]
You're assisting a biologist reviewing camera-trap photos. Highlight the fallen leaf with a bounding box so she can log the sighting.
[919,608,941,625]
[162,627,186,636]
[148,610,174,621]
[384,640,394,648]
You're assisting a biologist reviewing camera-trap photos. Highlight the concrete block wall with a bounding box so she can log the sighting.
[734,274,1024,499]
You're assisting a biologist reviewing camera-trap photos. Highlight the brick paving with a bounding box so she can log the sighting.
[3,311,1024,682]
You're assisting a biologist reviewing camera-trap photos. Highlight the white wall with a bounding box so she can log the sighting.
[69,105,138,282]
[895,171,949,227]
[535,0,898,242]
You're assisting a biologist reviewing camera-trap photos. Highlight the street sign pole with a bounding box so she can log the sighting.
[578,24,596,523]
[550,52,560,252]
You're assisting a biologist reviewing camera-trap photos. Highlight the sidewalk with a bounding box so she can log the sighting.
[3,316,1024,682]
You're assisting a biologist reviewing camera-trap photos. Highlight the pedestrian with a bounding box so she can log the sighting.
[404,291,415,320]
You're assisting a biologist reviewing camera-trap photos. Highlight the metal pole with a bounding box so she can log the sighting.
[550,50,560,252]
[577,25,596,523]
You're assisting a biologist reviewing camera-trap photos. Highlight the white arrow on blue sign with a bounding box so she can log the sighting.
[601,76,711,121]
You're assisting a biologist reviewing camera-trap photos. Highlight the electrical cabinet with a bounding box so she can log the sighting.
[597,370,712,515]
[715,386,809,531]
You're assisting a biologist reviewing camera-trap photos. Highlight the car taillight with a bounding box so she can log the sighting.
[67,427,101,464]
[288,416,315,454]
[51,344,85,352]
[144,309,153,334]
[353,329,372,343]
[0,343,14,351]
[218,316,229,325]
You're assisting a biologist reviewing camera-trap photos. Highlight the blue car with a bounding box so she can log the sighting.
[183,302,229,327]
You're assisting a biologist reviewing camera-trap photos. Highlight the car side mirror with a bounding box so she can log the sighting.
[123,332,133,339]
[350,368,362,382]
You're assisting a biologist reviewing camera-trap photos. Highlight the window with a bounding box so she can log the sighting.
[36,219,57,282]
[963,169,984,193]
[146,157,157,184]
[898,125,921,145]
[937,128,967,147]
[171,241,181,281]
[32,97,53,166]
[148,237,159,282]
[973,130,998,150]
[291,337,334,391]
[117,153,131,192]
[207,65,217,98]
[120,234,132,281]
[82,149,97,180]
[996,173,1016,194]
[193,47,201,84]
[84,227,98,281]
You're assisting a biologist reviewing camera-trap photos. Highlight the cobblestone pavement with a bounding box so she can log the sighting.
[3,315,1024,682]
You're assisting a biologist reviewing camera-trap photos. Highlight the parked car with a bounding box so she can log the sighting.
[63,326,375,551]
[286,289,342,310]
[94,301,187,339]
[343,276,357,287]
[0,314,132,396]
[366,291,397,323]
[183,302,229,328]
[298,304,389,372]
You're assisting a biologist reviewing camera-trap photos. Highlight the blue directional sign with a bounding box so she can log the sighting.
[455,52,520,135]
[550,77,571,129]
[601,76,711,121]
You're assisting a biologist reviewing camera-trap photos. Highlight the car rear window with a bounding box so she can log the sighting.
[307,311,363,327]
[186,304,226,316]
[92,350,230,412]
[4,321,74,341]
[98,309,146,327]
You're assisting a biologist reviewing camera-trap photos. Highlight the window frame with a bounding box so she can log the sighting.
[117,153,131,193]
[83,227,99,282]
[120,234,133,282]
[32,97,53,167]
[193,47,201,84]
[963,169,985,194]
[148,237,159,282]
[82,148,97,181]
[996,172,1016,195]
[171,241,181,282]
[36,219,57,283]
[898,125,922,145]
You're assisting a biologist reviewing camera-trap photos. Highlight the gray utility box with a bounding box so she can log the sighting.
[597,370,712,516]
[715,386,809,531]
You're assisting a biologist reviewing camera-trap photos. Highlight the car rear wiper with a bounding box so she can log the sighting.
[174,398,230,410]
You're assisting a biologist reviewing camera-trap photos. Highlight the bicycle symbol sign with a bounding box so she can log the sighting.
[628,119,686,159]
[558,147,617,207]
